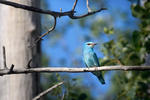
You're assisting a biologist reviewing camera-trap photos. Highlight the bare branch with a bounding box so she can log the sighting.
[32,82,64,100]
[0,66,150,76]
[86,0,91,12]
[72,0,78,11]
[0,0,106,46]
[69,8,107,19]
[8,64,14,73]
[2,46,8,69]
[34,16,57,43]
[0,0,73,17]
[26,59,32,69]
[0,1,106,19]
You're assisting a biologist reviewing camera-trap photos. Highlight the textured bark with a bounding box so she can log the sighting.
[0,0,40,100]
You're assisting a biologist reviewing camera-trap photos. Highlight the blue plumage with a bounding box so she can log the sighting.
[83,42,105,84]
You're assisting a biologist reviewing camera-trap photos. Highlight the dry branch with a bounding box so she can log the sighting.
[72,0,78,11]
[0,1,106,19]
[0,0,106,44]
[0,66,150,76]
[86,0,91,12]
[32,82,64,100]
[34,16,57,44]
[69,8,107,19]
[2,46,8,69]
[0,0,73,17]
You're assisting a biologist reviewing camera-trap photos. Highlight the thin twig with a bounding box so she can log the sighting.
[0,0,106,46]
[0,66,150,76]
[27,59,32,69]
[86,0,91,12]
[34,16,57,43]
[69,8,107,19]
[72,0,78,11]
[8,64,14,73]
[0,1,106,19]
[32,82,64,100]
[2,46,8,69]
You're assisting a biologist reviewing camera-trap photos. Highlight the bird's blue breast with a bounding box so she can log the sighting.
[83,46,99,67]
[84,52,95,67]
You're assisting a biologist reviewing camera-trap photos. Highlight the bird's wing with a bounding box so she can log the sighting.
[84,62,89,68]
[92,52,100,66]
[83,54,88,67]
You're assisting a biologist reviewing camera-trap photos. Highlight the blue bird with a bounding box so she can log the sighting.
[83,42,105,84]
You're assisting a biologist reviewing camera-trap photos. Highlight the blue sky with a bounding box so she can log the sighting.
[41,0,138,99]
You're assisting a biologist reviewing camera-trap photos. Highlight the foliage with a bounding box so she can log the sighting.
[40,72,93,100]
[99,1,150,100]
[41,0,150,100]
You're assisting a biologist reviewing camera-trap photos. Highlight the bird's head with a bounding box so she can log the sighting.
[84,42,97,49]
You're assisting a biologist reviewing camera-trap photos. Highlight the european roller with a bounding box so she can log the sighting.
[83,42,105,84]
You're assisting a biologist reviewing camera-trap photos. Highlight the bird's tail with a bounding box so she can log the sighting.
[92,72,105,84]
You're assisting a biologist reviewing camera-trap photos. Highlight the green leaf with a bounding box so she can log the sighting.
[132,31,142,51]
[131,5,145,18]
[144,2,150,9]
[104,27,114,34]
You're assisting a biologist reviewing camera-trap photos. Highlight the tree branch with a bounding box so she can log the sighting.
[86,0,91,12]
[72,0,78,11]
[2,46,8,69]
[34,16,57,44]
[0,0,106,18]
[0,0,106,45]
[0,0,73,17]
[0,66,150,76]
[69,8,107,19]
[32,82,64,100]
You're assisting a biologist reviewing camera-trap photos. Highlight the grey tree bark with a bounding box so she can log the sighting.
[0,0,40,100]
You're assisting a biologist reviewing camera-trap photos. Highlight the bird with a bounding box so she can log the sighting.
[83,42,105,84]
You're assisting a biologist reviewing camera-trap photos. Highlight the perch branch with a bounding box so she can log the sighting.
[32,82,64,100]
[0,66,150,76]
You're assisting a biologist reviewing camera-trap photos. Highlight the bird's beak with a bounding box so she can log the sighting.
[92,43,97,46]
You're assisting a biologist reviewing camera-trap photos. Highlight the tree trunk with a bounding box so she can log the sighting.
[0,0,40,100]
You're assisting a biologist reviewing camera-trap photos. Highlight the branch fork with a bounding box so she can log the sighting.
[0,0,107,45]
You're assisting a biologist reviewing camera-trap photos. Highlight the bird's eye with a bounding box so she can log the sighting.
[87,43,91,45]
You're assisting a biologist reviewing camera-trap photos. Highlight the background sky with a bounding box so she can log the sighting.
[41,0,138,99]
